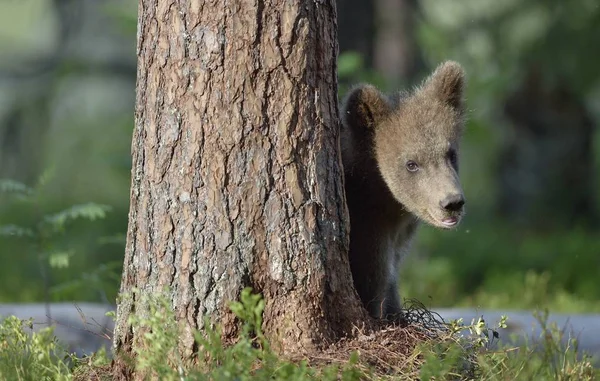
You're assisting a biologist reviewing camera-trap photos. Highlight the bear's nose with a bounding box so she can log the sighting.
[440,194,465,212]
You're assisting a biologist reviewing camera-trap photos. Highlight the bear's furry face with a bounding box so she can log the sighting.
[375,95,464,228]
[346,61,466,228]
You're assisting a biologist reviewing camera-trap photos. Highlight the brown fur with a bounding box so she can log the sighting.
[340,61,467,321]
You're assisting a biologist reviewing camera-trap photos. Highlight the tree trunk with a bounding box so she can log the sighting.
[112,0,367,377]
[373,0,424,85]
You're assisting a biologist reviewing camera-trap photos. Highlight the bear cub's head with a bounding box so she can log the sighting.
[344,61,467,228]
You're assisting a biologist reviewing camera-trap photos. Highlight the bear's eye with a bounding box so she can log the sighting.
[406,160,419,172]
[447,149,457,168]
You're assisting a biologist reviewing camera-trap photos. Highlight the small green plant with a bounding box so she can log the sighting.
[0,315,73,381]
[2,289,598,380]
[417,314,506,380]
[471,309,597,380]
[126,290,189,380]
[122,288,365,381]
[0,171,112,304]
[418,309,598,380]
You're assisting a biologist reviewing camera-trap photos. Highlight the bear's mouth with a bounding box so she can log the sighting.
[441,216,458,227]
[425,210,462,229]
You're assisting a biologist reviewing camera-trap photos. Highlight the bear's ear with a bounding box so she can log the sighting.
[342,84,392,130]
[420,61,465,110]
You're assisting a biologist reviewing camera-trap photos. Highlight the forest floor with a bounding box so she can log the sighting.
[1,302,599,366]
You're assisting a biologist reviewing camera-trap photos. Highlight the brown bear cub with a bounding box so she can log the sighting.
[340,61,467,322]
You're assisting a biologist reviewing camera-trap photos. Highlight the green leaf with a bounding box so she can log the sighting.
[0,224,34,238]
[48,250,73,269]
[35,166,56,190]
[44,203,112,230]
[0,179,33,195]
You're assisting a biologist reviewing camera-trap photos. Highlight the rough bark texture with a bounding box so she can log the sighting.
[112,0,367,376]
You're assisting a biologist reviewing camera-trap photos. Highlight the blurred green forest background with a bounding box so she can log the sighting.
[0,0,598,313]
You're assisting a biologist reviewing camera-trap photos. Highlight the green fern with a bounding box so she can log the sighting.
[0,179,33,196]
[35,165,56,190]
[44,203,112,231]
[0,170,113,303]
[0,224,35,238]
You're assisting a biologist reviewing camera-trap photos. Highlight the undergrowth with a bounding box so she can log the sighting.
[0,174,114,304]
[0,316,72,381]
[1,289,598,380]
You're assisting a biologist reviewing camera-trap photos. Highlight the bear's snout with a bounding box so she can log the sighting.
[439,193,465,212]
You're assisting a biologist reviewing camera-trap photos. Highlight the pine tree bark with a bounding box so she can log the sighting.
[112,0,367,377]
